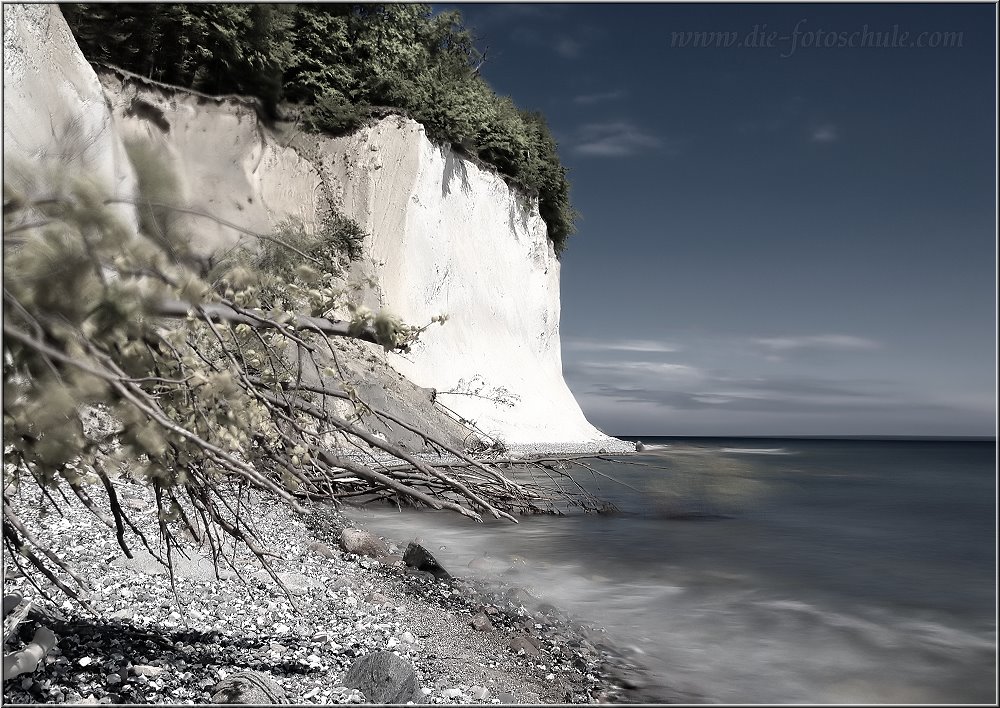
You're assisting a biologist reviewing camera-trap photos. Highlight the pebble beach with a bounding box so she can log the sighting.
[2,470,653,705]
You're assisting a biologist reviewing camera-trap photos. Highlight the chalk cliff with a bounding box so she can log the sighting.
[3,4,628,451]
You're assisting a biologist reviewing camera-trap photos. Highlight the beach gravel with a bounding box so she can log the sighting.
[1,475,652,704]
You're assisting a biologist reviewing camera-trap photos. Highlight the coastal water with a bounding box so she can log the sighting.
[354,438,996,703]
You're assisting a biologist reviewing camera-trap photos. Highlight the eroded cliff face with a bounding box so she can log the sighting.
[2,4,137,232]
[3,5,624,450]
[311,120,607,445]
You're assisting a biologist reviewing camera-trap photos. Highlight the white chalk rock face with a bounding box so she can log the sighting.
[2,4,137,231]
[96,70,323,257]
[5,4,623,449]
[318,119,616,446]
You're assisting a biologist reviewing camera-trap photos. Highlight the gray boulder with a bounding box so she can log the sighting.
[307,541,337,558]
[507,635,541,656]
[403,542,451,581]
[470,612,494,632]
[342,650,423,704]
[211,671,288,704]
[340,529,389,558]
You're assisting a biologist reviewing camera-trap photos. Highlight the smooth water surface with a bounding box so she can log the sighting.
[354,438,996,703]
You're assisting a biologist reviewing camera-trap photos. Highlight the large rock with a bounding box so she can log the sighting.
[210,671,288,704]
[340,528,389,558]
[470,612,494,632]
[507,635,541,657]
[403,542,451,581]
[342,650,422,704]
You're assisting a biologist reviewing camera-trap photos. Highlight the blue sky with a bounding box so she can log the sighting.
[440,2,996,437]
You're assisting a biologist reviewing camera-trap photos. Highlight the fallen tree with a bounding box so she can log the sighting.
[2,170,613,612]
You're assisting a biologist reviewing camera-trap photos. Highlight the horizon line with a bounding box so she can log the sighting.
[612,434,996,442]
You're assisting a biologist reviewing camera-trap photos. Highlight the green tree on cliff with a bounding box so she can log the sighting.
[61,2,576,253]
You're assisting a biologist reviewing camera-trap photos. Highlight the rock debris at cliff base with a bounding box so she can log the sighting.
[2,477,653,705]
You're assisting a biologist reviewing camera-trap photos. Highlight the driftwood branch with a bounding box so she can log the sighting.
[154,299,385,346]
[3,595,31,646]
[3,625,57,681]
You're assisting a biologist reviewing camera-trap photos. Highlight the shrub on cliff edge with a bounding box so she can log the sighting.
[61,2,576,254]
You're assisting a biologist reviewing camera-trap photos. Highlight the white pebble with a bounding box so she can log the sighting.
[470,686,490,700]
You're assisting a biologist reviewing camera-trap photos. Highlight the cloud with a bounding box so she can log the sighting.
[583,361,703,378]
[572,121,662,157]
[498,13,591,60]
[810,124,838,143]
[554,35,583,58]
[753,334,880,352]
[564,337,678,353]
[573,90,627,105]
[588,375,906,415]
[567,348,901,416]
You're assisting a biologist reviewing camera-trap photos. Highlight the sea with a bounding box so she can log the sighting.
[353,437,996,704]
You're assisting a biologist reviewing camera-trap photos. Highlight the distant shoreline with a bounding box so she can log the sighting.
[615,434,995,443]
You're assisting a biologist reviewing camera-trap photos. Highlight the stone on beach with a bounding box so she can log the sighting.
[210,671,288,704]
[340,528,389,557]
[506,586,538,609]
[366,591,392,606]
[470,612,494,632]
[470,685,490,701]
[307,541,337,558]
[403,542,451,581]
[507,635,541,656]
[342,650,423,704]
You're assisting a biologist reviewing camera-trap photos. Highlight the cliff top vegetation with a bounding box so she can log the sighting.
[61,2,577,254]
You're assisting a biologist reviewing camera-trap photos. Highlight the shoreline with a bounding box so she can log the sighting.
[2,457,660,705]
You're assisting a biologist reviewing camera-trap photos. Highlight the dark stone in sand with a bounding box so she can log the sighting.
[211,671,288,704]
[470,612,494,632]
[507,635,541,656]
[403,542,451,581]
[342,650,423,704]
